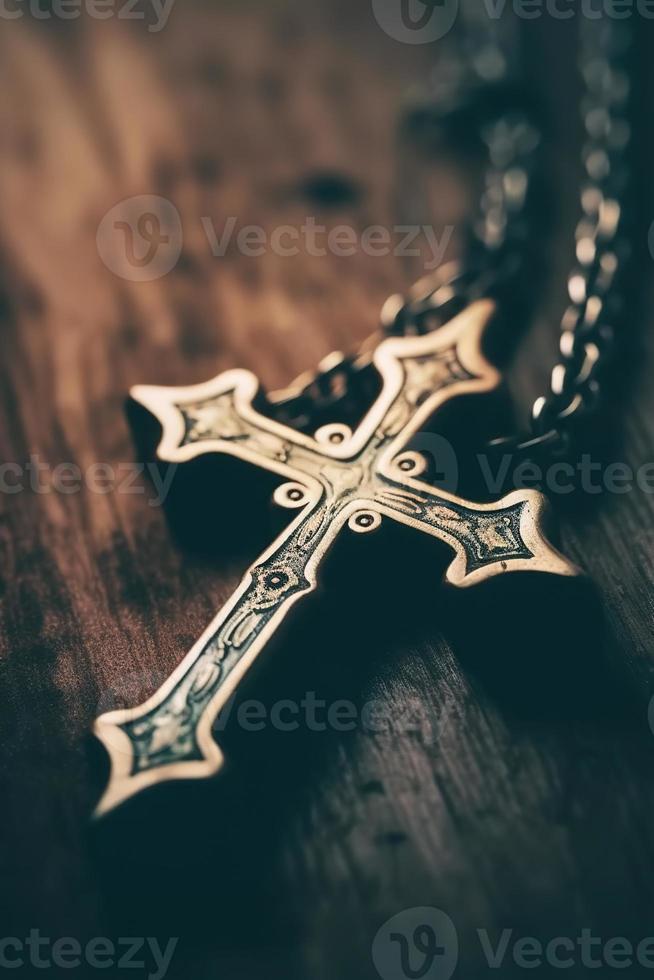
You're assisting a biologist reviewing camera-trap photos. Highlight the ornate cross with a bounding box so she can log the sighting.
[94,300,575,816]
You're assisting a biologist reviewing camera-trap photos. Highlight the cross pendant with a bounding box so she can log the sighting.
[94,300,576,816]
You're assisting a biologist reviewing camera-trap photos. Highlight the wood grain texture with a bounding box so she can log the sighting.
[1,4,654,978]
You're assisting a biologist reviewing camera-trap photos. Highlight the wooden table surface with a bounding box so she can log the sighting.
[2,3,654,978]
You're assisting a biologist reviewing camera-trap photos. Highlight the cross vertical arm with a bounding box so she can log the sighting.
[93,493,349,816]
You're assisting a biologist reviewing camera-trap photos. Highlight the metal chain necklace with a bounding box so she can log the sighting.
[93,12,632,816]
[270,14,632,465]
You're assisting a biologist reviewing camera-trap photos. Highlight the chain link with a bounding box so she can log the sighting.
[503,15,633,459]
[269,16,632,467]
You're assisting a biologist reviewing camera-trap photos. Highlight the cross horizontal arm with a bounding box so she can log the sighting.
[131,369,325,488]
[130,301,502,486]
[372,476,575,586]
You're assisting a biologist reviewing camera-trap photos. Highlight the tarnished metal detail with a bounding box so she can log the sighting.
[93,301,576,817]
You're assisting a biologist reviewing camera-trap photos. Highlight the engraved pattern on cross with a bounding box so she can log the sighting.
[94,301,576,816]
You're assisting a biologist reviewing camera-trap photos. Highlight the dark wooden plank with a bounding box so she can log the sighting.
[1,5,654,979]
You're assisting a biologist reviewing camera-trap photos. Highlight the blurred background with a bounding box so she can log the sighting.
[2,1,654,978]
